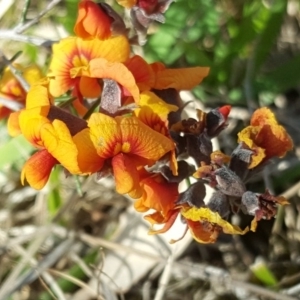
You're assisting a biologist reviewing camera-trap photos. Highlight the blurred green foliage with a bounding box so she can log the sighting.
[144,0,298,106]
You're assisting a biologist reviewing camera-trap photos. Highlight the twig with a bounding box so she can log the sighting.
[272,180,300,234]
[283,282,300,296]
[0,226,53,298]
[0,30,54,47]
[15,0,63,34]
[78,232,162,262]
[175,262,297,300]
[38,271,67,300]
[48,269,104,300]
[154,254,175,300]
[19,0,31,26]
[0,51,30,92]
[8,244,66,300]
[0,232,74,299]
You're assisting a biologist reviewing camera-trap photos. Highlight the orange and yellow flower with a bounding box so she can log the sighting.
[73,112,175,197]
[48,35,130,98]
[238,107,293,168]
[74,0,112,40]
[0,64,43,118]
[8,83,95,189]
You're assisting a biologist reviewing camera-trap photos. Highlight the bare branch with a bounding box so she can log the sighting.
[0,30,55,47]
[15,0,63,34]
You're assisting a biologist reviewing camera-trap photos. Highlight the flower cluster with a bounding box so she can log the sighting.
[6,0,293,244]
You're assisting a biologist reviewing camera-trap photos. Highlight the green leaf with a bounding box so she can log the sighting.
[253,0,287,74]
[0,135,33,169]
[47,167,62,217]
[59,0,80,34]
[250,259,278,286]
[258,53,300,92]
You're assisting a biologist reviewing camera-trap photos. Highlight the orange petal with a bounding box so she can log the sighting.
[147,209,180,235]
[72,98,88,117]
[79,76,101,98]
[133,174,178,214]
[153,67,210,90]
[7,111,21,136]
[256,123,293,159]
[193,164,213,179]
[250,107,277,127]
[21,149,58,190]
[74,0,111,39]
[238,109,293,168]
[112,153,143,196]
[186,219,220,244]
[125,55,155,91]
[71,58,140,102]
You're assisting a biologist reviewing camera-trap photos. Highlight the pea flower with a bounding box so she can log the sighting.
[73,112,176,197]
[238,107,293,168]
[47,35,130,98]
[74,0,112,39]
[7,83,96,189]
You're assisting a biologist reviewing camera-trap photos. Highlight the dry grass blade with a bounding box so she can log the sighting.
[48,268,105,300]
[0,235,74,299]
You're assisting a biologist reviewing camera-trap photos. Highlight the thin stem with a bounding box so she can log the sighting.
[16,0,62,34]
[0,30,54,47]
[0,51,30,92]
[19,0,31,25]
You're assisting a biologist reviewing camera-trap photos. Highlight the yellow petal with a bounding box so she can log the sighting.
[116,0,136,8]
[40,119,82,174]
[181,207,249,235]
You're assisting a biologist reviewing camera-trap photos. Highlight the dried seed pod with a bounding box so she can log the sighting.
[186,135,211,166]
[206,106,230,137]
[100,79,121,115]
[229,143,253,181]
[241,191,259,215]
[214,166,246,197]
[199,130,213,157]
[160,160,195,183]
[206,191,230,218]
[176,181,206,208]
